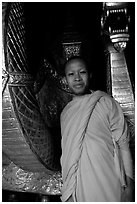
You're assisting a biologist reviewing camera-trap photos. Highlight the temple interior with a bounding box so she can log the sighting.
[2,2,135,202]
[25,3,106,90]
[24,2,134,87]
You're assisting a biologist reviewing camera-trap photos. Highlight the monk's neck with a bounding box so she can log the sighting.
[73,90,94,100]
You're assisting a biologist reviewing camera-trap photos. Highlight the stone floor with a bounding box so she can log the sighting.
[2,190,61,202]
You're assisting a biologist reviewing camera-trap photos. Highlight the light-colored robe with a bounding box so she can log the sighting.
[60,90,131,202]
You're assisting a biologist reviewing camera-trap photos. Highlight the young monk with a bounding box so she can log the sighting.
[60,56,134,202]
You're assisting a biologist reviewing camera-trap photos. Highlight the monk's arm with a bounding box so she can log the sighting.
[120,147,134,201]
[109,98,134,201]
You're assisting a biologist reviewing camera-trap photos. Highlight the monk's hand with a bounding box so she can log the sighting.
[121,176,134,202]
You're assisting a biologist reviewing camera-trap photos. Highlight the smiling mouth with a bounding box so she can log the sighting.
[74,84,84,88]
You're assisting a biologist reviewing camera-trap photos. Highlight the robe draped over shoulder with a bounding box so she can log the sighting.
[60,90,130,202]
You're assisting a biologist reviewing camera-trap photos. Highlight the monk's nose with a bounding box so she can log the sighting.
[75,73,81,81]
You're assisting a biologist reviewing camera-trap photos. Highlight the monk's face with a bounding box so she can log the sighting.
[64,59,90,95]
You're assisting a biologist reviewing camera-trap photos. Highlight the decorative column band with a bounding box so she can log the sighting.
[110,51,135,123]
[8,73,34,86]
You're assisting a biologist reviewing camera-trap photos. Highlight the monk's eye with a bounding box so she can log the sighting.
[68,72,74,76]
[80,70,87,74]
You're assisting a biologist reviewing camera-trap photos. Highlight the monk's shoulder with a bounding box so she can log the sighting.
[97,91,117,111]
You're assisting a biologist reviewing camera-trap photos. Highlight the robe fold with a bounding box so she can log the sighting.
[60,90,131,202]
